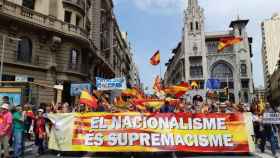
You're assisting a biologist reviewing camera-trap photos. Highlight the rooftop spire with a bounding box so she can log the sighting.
[188,0,198,8]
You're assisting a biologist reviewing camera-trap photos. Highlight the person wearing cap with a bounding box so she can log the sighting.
[12,105,25,158]
[0,103,12,158]
[34,109,46,156]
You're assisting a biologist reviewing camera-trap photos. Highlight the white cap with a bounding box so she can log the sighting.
[1,103,9,110]
[37,109,44,112]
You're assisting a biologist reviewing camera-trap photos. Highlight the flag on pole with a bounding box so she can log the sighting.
[218,36,243,52]
[80,90,97,108]
[150,50,160,65]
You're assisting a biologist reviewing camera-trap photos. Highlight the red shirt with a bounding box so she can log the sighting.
[34,117,45,136]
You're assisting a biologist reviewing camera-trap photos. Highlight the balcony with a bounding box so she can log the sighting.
[63,0,85,12]
[0,0,89,42]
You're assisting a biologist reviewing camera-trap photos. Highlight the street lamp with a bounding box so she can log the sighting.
[0,34,21,84]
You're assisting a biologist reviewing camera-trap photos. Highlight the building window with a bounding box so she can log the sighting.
[211,62,233,79]
[17,37,32,63]
[244,92,249,103]
[76,15,81,27]
[64,11,72,23]
[196,21,199,30]
[241,80,249,89]
[22,0,35,9]
[190,22,193,31]
[190,66,203,78]
[69,49,79,70]
[193,44,198,54]
[241,63,247,76]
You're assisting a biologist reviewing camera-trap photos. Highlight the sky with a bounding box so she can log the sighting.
[113,0,280,90]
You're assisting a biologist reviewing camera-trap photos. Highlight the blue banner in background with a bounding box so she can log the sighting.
[70,83,92,96]
[0,93,21,106]
[96,77,127,91]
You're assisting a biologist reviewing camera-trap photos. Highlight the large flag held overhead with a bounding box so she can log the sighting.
[80,90,98,108]
[150,50,160,65]
[122,87,144,99]
[163,82,192,98]
[218,36,243,52]
[206,79,221,90]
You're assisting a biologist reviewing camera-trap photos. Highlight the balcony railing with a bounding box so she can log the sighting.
[63,0,85,11]
[0,0,88,41]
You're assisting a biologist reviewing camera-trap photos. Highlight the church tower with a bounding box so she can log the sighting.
[183,0,208,95]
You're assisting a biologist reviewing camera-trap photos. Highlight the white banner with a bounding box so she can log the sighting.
[96,77,127,91]
[263,113,280,124]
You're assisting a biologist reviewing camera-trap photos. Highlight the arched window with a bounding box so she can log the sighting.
[17,37,32,63]
[22,0,35,10]
[196,21,199,30]
[190,22,193,31]
[211,62,233,79]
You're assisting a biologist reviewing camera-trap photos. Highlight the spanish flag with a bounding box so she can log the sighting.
[80,90,97,108]
[150,50,160,65]
[218,36,243,52]
[163,82,191,98]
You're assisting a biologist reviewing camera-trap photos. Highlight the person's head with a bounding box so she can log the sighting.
[79,104,86,112]
[219,103,227,113]
[1,103,9,112]
[16,105,23,112]
[37,109,44,117]
[128,104,135,112]
[45,104,53,113]
[62,102,70,113]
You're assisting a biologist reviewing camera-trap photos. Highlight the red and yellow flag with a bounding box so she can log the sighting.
[218,36,243,52]
[80,91,98,108]
[163,82,192,98]
[122,87,144,99]
[150,50,160,65]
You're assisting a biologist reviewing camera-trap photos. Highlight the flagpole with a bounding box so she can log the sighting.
[227,75,230,101]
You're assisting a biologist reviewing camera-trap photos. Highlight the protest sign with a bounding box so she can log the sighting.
[263,113,280,124]
[96,77,127,91]
[48,112,255,153]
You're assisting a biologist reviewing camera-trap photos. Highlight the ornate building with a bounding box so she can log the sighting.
[164,0,254,103]
[0,0,138,105]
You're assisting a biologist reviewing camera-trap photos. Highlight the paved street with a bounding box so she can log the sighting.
[21,143,277,158]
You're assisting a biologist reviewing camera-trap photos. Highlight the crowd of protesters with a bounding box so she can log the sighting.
[0,95,279,158]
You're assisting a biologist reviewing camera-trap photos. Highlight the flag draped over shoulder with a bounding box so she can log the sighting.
[163,82,192,98]
[218,36,243,52]
[80,91,97,108]
[150,50,160,65]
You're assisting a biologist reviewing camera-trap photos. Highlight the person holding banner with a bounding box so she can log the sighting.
[259,104,278,158]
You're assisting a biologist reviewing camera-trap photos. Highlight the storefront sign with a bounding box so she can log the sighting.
[96,77,127,91]
[48,113,255,153]
[15,75,28,82]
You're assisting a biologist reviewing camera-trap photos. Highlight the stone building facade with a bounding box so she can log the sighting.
[261,14,280,99]
[164,0,254,103]
[0,0,138,105]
